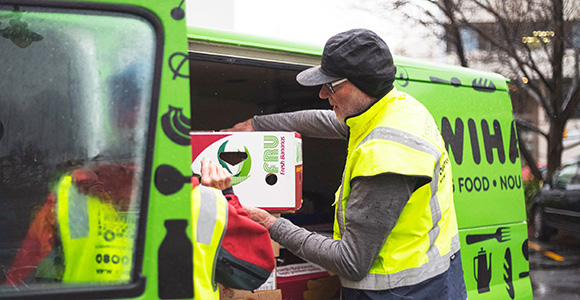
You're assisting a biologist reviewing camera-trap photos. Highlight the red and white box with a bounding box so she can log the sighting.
[191,131,303,212]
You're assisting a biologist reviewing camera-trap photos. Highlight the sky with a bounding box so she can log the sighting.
[186,0,446,60]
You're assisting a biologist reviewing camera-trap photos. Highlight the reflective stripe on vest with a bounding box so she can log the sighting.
[57,176,135,282]
[192,185,228,300]
[335,88,460,290]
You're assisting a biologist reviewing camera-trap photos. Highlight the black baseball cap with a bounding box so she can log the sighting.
[297,29,397,99]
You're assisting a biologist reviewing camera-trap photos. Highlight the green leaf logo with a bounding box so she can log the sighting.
[217,141,252,186]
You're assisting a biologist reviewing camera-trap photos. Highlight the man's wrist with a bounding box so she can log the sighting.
[262,214,277,230]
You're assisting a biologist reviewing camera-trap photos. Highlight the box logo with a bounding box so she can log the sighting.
[217,140,252,186]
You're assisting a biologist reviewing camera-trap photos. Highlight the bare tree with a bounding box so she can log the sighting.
[391,0,580,178]
[392,0,470,67]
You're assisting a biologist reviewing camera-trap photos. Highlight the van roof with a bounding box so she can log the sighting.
[187,26,509,92]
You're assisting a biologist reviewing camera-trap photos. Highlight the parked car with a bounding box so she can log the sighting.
[532,160,580,241]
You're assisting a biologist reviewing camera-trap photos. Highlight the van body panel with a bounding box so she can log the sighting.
[186,31,532,299]
[459,223,532,300]
[395,76,526,228]
[0,1,532,298]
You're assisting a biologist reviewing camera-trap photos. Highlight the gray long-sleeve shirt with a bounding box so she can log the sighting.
[253,110,420,281]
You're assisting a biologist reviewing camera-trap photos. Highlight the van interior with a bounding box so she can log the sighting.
[189,52,344,228]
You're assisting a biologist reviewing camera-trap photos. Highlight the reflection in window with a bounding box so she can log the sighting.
[568,162,580,190]
[0,5,155,292]
[556,164,578,190]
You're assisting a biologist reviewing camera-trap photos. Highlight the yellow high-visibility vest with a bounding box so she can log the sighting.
[335,87,460,290]
[57,175,135,283]
[191,184,228,300]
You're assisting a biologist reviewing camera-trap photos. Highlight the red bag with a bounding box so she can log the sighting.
[216,191,275,290]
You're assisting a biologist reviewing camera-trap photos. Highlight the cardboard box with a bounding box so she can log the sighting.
[277,263,340,300]
[191,132,303,211]
[255,266,276,291]
[270,239,280,258]
[219,284,282,300]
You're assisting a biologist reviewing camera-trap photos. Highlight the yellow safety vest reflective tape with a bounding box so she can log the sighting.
[191,185,228,300]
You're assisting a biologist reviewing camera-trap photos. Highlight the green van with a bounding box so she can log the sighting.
[0,1,532,299]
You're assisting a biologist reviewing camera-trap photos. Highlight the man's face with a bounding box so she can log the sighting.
[319,80,374,123]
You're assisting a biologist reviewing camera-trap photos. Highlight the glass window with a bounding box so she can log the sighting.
[0,5,155,293]
[568,162,580,190]
[555,164,578,190]
[460,27,479,51]
[573,22,580,48]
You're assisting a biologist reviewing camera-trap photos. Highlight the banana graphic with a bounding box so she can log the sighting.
[178,108,190,129]
[172,107,190,137]
[161,105,190,146]
[504,248,515,299]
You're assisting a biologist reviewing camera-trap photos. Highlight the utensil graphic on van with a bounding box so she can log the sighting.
[504,248,515,299]
[466,227,511,244]
[396,66,409,87]
[472,77,497,92]
[474,248,492,293]
[519,239,530,279]
[429,76,462,87]
[171,0,185,20]
[154,164,192,195]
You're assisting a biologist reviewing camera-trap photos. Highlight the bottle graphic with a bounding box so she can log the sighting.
[474,247,492,293]
[158,219,193,299]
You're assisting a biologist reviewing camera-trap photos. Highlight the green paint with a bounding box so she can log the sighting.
[217,140,234,174]
[237,146,252,179]
[393,60,532,299]
[0,1,532,299]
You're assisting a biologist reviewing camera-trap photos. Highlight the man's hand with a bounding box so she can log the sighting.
[221,119,255,132]
[200,159,232,190]
[244,206,277,230]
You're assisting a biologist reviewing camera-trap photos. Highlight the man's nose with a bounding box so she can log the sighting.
[319,85,331,99]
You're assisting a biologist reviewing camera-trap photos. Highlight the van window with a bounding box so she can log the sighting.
[0,5,155,292]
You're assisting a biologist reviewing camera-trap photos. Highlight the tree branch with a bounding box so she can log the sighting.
[515,118,549,140]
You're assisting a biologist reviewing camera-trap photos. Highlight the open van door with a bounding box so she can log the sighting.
[0,1,194,299]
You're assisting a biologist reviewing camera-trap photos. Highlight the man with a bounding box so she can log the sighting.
[225,29,467,299]
[4,160,274,297]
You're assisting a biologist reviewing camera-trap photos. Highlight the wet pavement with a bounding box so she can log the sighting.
[529,227,580,299]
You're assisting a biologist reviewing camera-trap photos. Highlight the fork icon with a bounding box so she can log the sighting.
[466,227,511,244]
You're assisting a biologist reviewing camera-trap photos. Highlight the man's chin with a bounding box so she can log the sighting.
[332,109,344,123]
